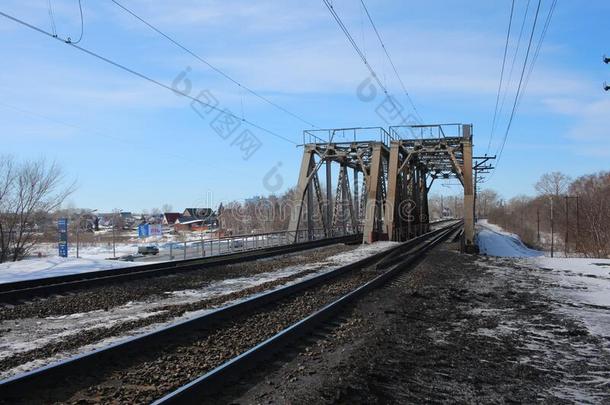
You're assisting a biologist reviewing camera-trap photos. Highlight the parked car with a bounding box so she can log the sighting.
[138,245,159,255]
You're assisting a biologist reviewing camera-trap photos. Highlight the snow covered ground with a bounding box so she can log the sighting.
[0,256,146,284]
[476,219,543,258]
[1,234,330,284]
[0,241,399,378]
[526,256,610,339]
[0,241,148,284]
[30,242,138,260]
[476,220,610,342]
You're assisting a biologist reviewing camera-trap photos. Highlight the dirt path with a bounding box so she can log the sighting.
[217,243,609,404]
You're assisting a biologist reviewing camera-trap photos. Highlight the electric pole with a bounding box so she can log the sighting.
[565,195,579,256]
[112,209,122,259]
[575,196,580,253]
[473,155,496,223]
[76,209,97,259]
[565,196,569,257]
[550,197,554,258]
[537,208,540,243]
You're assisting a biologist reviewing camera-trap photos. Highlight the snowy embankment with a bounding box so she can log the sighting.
[0,242,147,285]
[476,219,542,258]
[476,219,610,342]
[0,257,145,284]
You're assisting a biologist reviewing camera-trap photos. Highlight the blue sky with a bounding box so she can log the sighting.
[1,0,608,212]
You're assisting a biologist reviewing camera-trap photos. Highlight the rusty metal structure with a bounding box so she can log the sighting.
[288,124,476,252]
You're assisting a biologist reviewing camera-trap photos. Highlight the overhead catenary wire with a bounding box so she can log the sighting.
[486,0,515,156]
[517,0,558,109]
[0,10,298,145]
[359,0,423,123]
[69,0,84,44]
[492,0,532,142]
[322,0,408,128]
[110,0,318,129]
[490,0,543,178]
[0,100,201,165]
[47,0,57,37]
[485,0,558,182]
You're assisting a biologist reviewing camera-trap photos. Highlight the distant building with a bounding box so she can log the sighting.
[174,208,218,233]
[162,212,181,226]
[97,212,134,229]
[182,208,213,219]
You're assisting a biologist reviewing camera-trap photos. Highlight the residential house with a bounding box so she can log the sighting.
[162,212,181,226]
[174,208,218,232]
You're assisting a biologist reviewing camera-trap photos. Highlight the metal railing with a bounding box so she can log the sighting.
[303,127,394,146]
[389,123,466,140]
[136,227,360,262]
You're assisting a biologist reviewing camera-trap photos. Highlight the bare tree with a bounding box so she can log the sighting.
[161,203,173,213]
[477,189,500,218]
[487,171,610,257]
[535,172,572,196]
[569,171,610,257]
[0,156,75,262]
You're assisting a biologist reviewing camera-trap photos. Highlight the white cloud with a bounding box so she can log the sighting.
[542,96,610,157]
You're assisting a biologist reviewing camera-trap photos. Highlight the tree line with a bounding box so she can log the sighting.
[484,171,610,258]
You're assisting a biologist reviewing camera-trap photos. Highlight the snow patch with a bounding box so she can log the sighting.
[0,257,146,284]
[476,219,543,258]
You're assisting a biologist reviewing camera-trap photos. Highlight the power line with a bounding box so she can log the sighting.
[494,0,543,171]
[110,0,318,129]
[47,0,57,37]
[358,0,423,122]
[0,100,196,164]
[0,10,298,145]
[492,0,531,140]
[321,0,407,129]
[517,0,558,109]
[69,0,84,44]
[0,100,253,174]
[486,0,515,156]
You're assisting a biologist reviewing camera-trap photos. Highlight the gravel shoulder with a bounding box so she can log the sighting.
[0,244,363,379]
[221,242,610,404]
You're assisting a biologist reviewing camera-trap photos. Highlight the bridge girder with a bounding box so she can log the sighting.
[289,124,475,250]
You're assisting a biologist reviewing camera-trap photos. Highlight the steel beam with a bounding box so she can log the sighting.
[363,143,388,243]
[385,141,401,241]
[287,147,315,242]
[461,124,475,251]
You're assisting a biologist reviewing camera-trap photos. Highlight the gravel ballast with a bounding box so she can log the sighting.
[7,260,385,404]
[219,243,610,404]
[0,244,361,378]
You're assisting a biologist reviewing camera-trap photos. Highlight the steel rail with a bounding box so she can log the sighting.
[0,223,460,402]
[154,222,461,404]
[0,234,361,302]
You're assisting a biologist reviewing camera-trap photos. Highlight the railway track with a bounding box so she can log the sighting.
[0,234,361,303]
[0,222,461,404]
